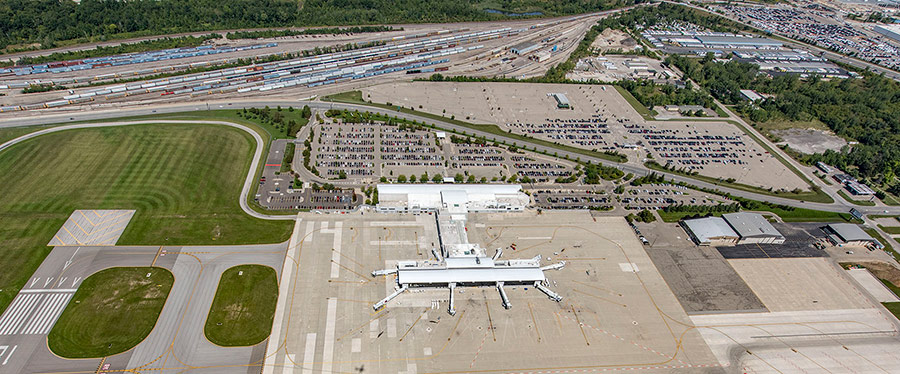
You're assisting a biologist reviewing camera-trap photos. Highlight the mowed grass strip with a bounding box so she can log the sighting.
[48,267,174,358]
[0,124,293,315]
[205,265,278,346]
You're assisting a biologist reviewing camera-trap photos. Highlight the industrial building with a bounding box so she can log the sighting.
[825,223,882,248]
[740,89,764,102]
[875,24,900,43]
[372,183,564,315]
[845,180,876,196]
[511,41,541,55]
[681,212,786,246]
[722,212,786,244]
[681,217,739,246]
[375,184,529,216]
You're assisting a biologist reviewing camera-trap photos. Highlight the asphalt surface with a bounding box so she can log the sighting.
[0,240,289,374]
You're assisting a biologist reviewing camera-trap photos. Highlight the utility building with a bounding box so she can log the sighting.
[722,212,785,244]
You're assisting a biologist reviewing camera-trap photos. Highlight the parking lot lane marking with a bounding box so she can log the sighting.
[300,333,316,374]
[0,294,40,335]
[320,298,338,374]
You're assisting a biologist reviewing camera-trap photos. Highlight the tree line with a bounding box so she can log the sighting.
[0,0,629,52]
[667,54,900,192]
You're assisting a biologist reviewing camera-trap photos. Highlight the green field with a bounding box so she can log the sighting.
[613,86,657,121]
[0,124,294,315]
[48,267,174,358]
[205,265,278,346]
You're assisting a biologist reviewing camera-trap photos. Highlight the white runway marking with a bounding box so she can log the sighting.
[0,294,40,335]
[0,291,75,335]
[320,299,338,374]
[0,345,17,366]
[351,338,361,353]
[22,293,71,335]
[368,221,421,227]
[301,333,317,374]
[327,222,343,278]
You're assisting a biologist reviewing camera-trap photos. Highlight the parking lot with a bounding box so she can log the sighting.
[363,81,808,191]
[308,114,575,183]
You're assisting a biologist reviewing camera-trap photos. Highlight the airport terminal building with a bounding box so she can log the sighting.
[375,184,529,216]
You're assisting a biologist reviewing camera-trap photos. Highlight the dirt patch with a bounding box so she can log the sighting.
[591,28,638,51]
[851,261,900,287]
[773,128,847,155]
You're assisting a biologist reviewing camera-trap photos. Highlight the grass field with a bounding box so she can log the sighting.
[0,125,57,144]
[0,124,294,315]
[322,91,628,163]
[864,228,899,262]
[48,267,174,358]
[879,225,900,235]
[613,86,657,121]
[205,265,278,346]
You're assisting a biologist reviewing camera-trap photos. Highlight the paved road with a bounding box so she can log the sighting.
[0,240,290,374]
[1,100,899,217]
[0,119,296,221]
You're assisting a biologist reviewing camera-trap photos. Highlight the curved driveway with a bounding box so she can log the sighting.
[1,100,899,216]
[0,119,296,221]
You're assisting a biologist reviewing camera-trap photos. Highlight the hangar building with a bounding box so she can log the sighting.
[825,223,882,248]
[722,212,786,244]
[681,217,739,246]
[681,212,785,246]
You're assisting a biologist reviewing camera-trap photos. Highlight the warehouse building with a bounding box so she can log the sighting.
[681,217,740,246]
[722,212,786,244]
[875,25,900,43]
[825,223,882,248]
[376,184,529,216]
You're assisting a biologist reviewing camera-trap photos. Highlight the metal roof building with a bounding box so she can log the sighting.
[722,212,785,244]
[511,42,540,55]
[681,217,740,246]
[825,223,882,248]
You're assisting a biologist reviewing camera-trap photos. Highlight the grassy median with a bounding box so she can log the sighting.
[48,267,174,358]
[205,265,278,346]
[0,124,293,315]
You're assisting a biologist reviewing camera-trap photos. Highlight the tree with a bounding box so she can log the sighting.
[432,174,443,183]
[467,175,476,183]
[421,172,429,183]
[454,173,464,183]
[398,174,407,183]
